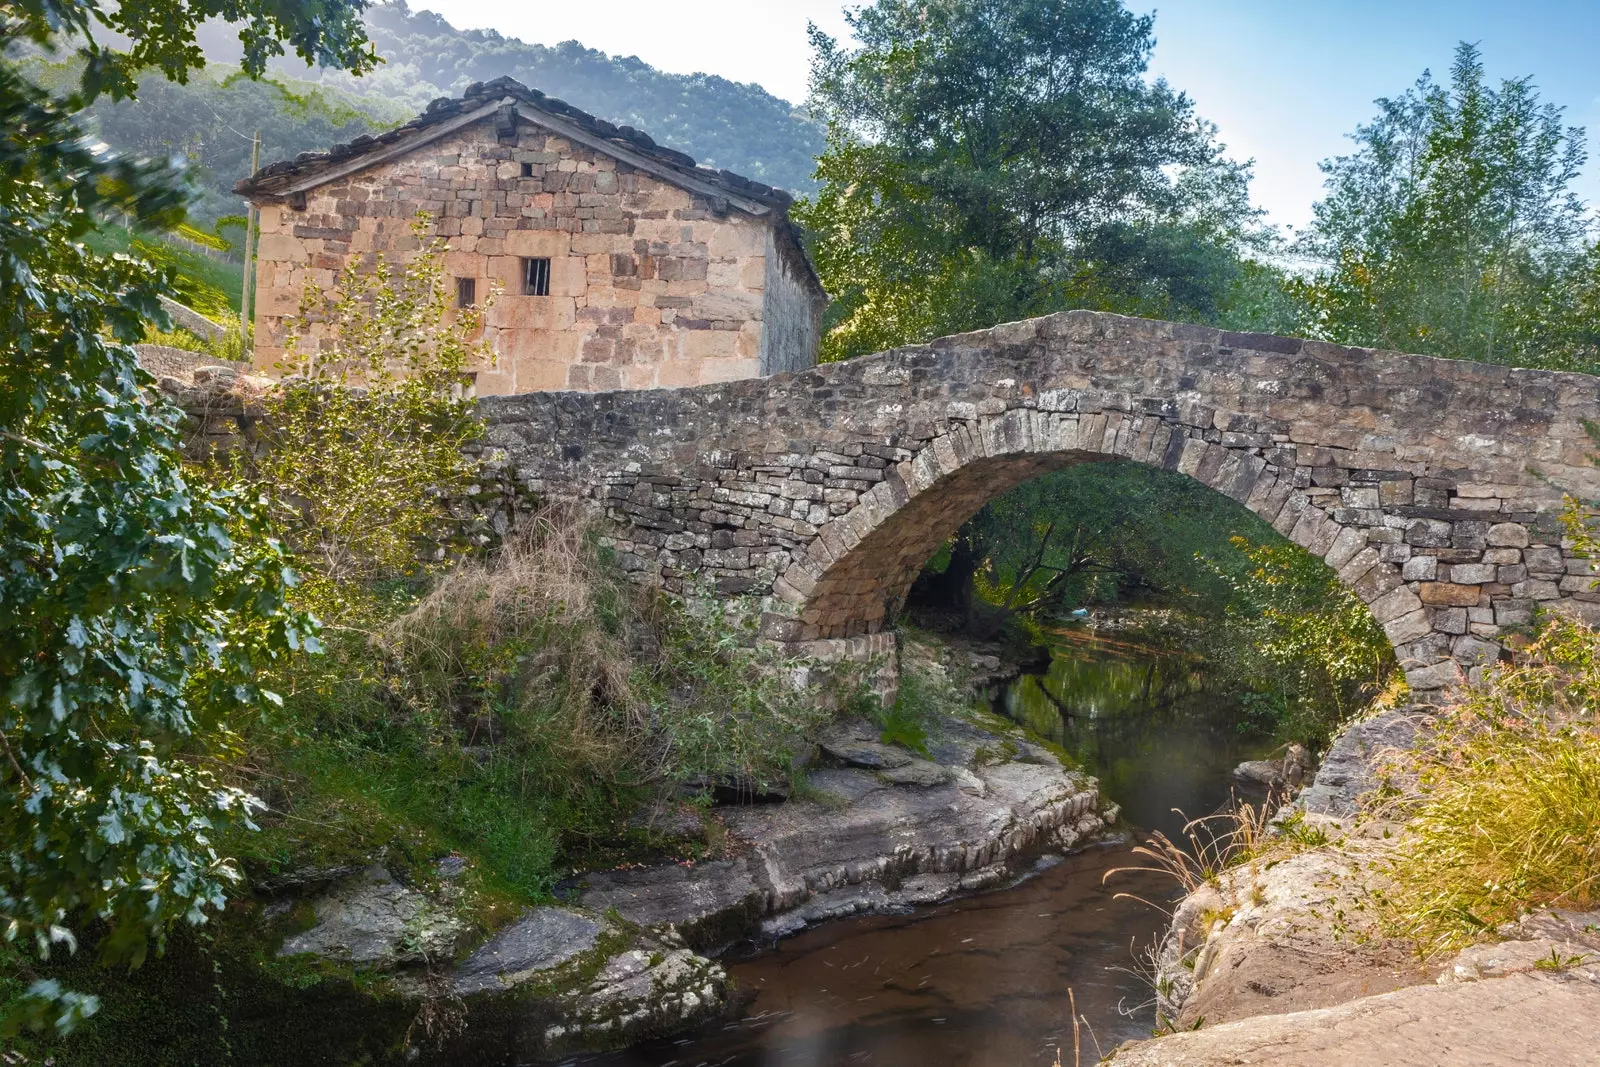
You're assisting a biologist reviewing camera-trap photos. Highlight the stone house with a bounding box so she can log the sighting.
[236,77,826,394]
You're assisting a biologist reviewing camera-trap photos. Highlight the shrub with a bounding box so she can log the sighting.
[246,509,831,898]
[1380,616,1600,956]
[230,213,494,624]
[1206,537,1399,746]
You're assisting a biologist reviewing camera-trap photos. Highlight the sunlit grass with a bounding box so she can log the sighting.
[1379,617,1600,957]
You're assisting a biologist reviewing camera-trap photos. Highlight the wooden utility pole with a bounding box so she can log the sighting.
[239,130,261,354]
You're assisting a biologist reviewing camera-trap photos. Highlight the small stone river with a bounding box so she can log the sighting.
[569,629,1275,1067]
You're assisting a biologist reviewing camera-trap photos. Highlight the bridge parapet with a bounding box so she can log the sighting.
[480,310,1600,695]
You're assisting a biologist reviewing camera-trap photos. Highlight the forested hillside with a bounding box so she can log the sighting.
[212,1,823,190]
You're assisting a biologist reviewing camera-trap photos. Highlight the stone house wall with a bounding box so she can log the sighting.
[250,118,819,394]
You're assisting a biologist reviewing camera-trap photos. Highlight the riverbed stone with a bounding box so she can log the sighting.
[452,906,602,995]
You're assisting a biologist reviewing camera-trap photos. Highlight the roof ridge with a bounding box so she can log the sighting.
[236,76,795,211]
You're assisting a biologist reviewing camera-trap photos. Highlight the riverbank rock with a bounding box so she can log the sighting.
[1230,743,1310,792]
[277,863,470,969]
[1296,705,1429,816]
[1126,702,1600,1067]
[578,706,1111,950]
[444,914,729,1061]
[1107,971,1600,1066]
[267,864,730,1061]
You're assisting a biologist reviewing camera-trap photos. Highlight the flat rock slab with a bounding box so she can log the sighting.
[580,743,1104,946]
[1107,973,1600,1066]
[818,718,913,769]
[453,907,602,995]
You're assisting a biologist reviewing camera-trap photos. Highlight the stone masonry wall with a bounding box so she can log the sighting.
[759,226,822,376]
[478,311,1600,696]
[251,117,797,394]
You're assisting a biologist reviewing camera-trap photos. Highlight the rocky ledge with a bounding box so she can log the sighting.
[1114,705,1600,1067]
[581,710,1112,947]
[270,700,1113,1062]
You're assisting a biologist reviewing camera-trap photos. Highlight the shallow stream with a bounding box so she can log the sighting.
[571,629,1272,1067]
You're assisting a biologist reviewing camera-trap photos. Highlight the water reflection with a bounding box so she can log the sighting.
[996,629,1273,843]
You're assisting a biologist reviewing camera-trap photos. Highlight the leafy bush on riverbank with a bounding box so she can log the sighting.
[1202,538,1398,748]
[1381,616,1600,956]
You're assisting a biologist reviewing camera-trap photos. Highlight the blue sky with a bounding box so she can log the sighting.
[416,0,1600,231]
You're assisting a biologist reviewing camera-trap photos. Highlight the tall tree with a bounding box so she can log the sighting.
[1,0,371,1034]
[1297,43,1596,370]
[797,0,1268,360]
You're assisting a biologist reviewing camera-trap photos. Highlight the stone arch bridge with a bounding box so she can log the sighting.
[479,311,1600,696]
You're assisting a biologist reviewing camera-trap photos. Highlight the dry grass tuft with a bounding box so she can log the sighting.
[387,505,646,778]
[1104,800,1278,904]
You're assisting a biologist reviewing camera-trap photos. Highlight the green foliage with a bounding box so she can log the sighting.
[1296,42,1598,371]
[962,460,1272,617]
[233,215,496,624]
[37,59,407,226]
[797,0,1271,360]
[251,512,831,901]
[2,923,417,1066]
[0,70,315,1041]
[6,0,375,107]
[920,460,1393,744]
[1382,616,1600,956]
[1205,538,1397,746]
[86,222,243,316]
[1,0,376,1035]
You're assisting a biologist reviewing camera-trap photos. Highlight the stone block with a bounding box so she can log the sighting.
[1401,555,1438,581]
[1340,485,1380,509]
[1494,600,1535,627]
[1378,543,1411,563]
[1485,522,1531,547]
[1523,546,1563,573]
[1406,660,1463,691]
[1434,607,1469,635]
[1324,526,1369,570]
[1420,583,1481,607]
[1382,609,1433,646]
[1446,563,1497,584]
[1378,478,1414,506]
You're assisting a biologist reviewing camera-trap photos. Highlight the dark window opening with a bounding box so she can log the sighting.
[523,257,551,297]
[455,277,476,308]
[520,161,535,178]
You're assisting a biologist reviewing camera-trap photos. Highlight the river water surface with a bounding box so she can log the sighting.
[572,630,1271,1067]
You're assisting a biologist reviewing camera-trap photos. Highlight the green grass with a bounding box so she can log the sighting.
[1380,617,1600,956]
[87,223,244,317]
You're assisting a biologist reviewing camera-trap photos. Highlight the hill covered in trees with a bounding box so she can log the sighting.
[205,1,822,192]
[60,1,822,227]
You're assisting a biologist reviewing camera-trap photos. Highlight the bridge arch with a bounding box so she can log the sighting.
[479,310,1600,697]
[773,412,1421,654]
